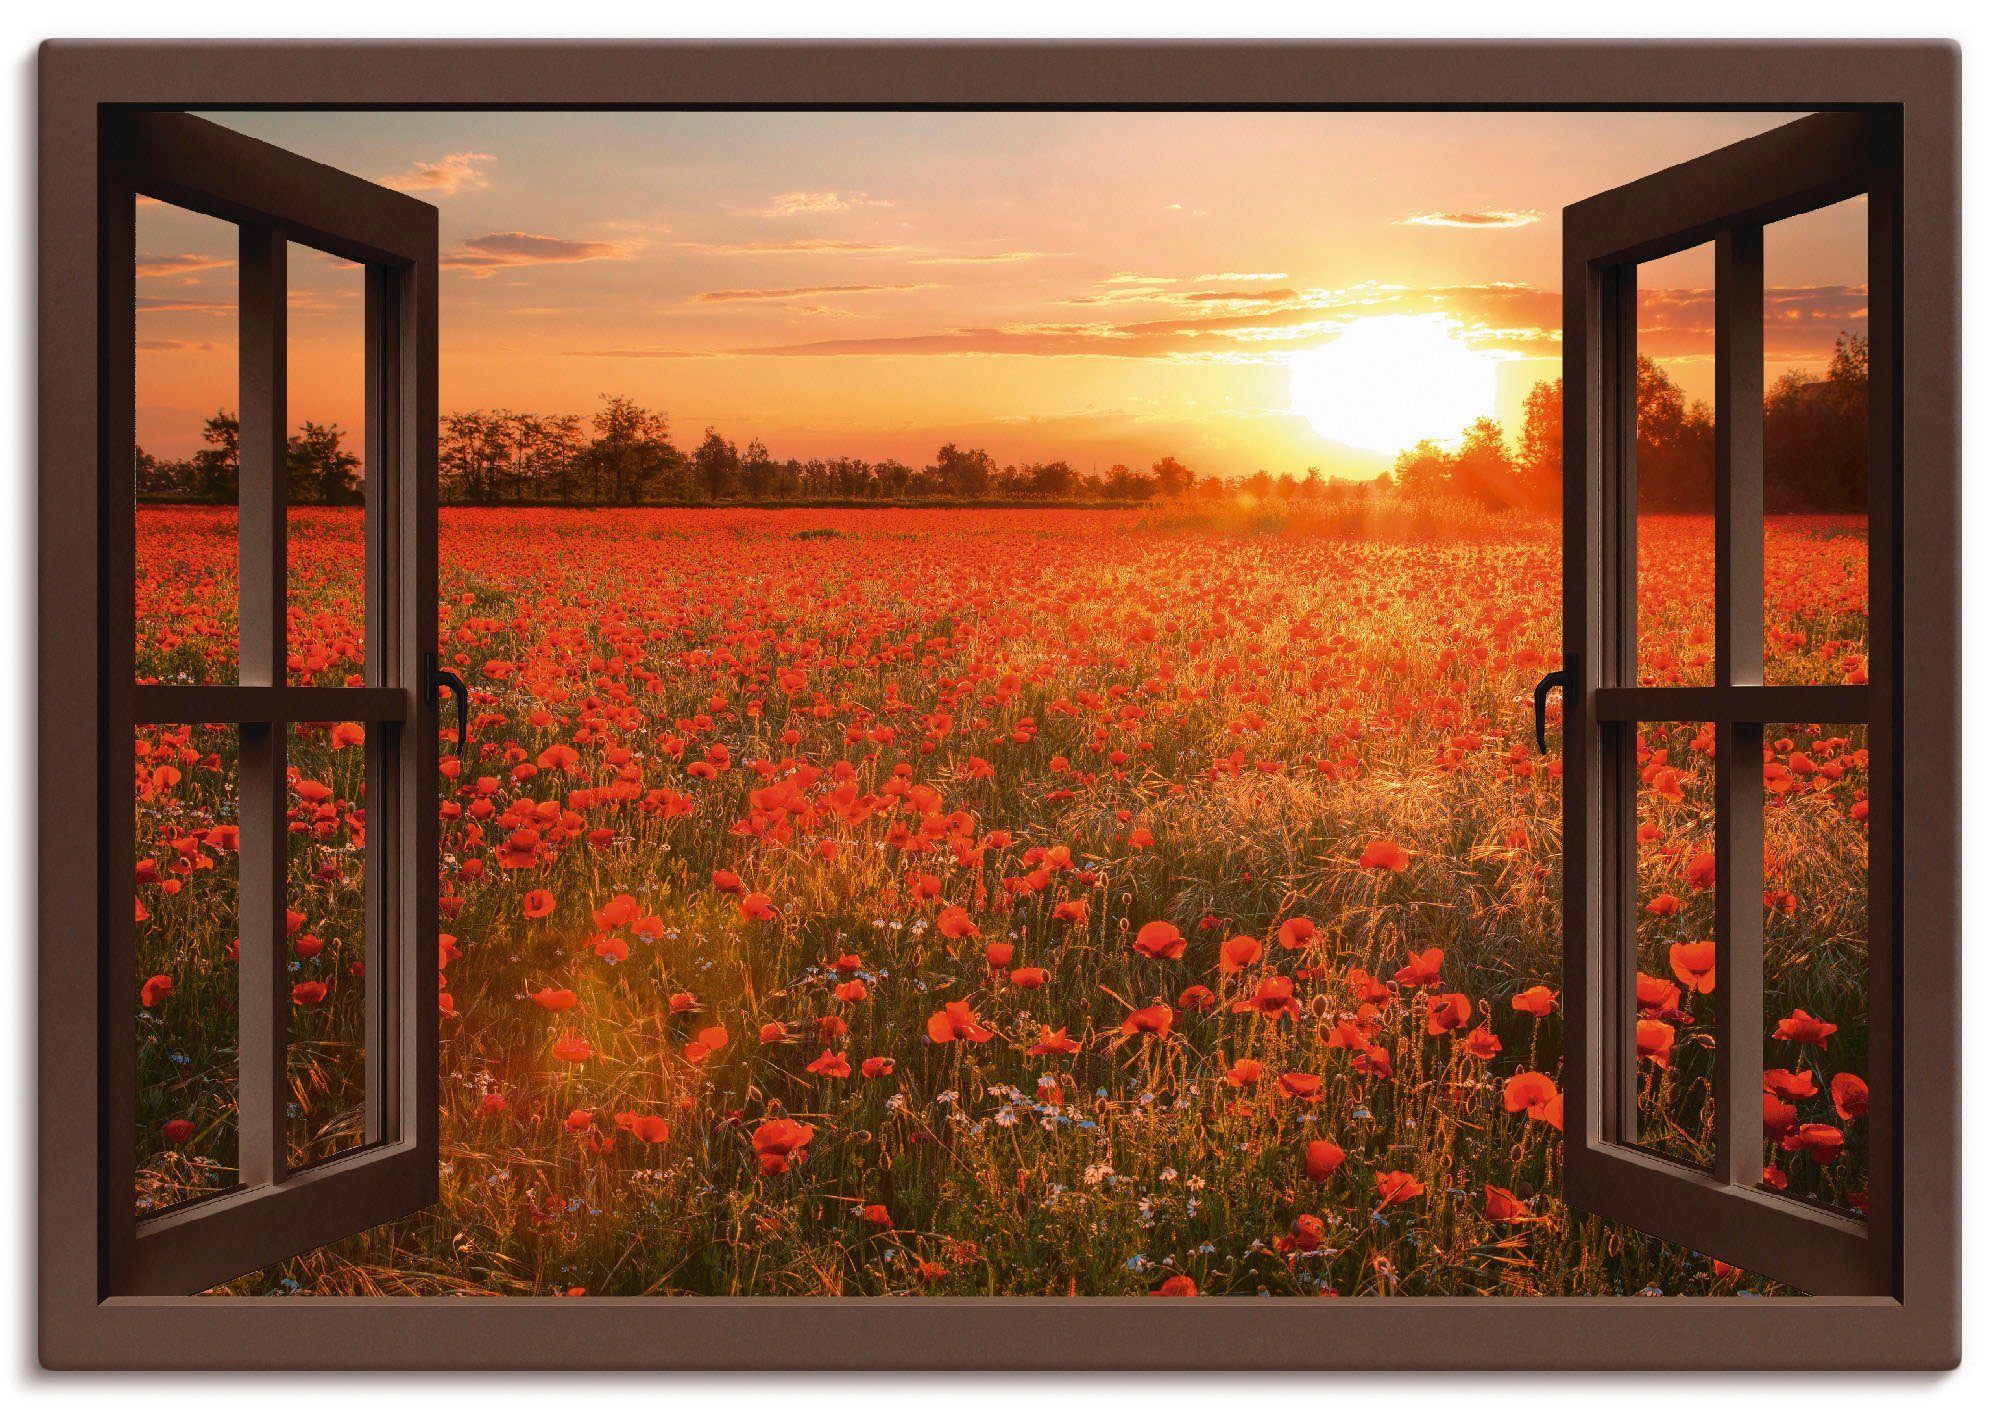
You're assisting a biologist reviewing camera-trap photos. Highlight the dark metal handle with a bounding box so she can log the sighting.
[1532,666,1567,755]
[426,651,469,756]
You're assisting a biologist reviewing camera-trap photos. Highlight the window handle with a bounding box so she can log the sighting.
[425,651,469,756]
[1533,663,1568,755]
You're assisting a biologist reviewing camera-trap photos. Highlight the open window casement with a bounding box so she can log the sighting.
[104,112,443,1296]
[1560,111,1898,1297]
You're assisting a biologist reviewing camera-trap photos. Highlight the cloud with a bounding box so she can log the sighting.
[755,190,891,217]
[136,339,221,352]
[563,346,718,360]
[1066,286,1304,309]
[694,283,936,303]
[135,253,232,279]
[1398,210,1542,229]
[1104,272,1179,286]
[443,232,629,276]
[911,251,1056,266]
[675,238,909,256]
[1198,271,1288,282]
[136,294,233,315]
[729,280,1561,363]
[559,278,1742,367]
[1629,283,1867,364]
[1178,288,1300,304]
[383,151,496,196]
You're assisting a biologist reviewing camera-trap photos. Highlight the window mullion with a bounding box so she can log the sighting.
[1603,265,1640,1146]
[1715,722,1766,1185]
[1713,223,1767,1187]
[362,265,394,1146]
[236,222,290,1188]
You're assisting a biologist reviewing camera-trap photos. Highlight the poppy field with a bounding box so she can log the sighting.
[129,504,1872,1297]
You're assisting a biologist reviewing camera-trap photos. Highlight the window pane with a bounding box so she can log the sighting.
[1634,243,1717,686]
[134,198,239,686]
[1630,719,1717,1168]
[1763,197,1870,687]
[286,719,372,1167]
[134,722,241,1212]
[1761,721,1869,1216]
[287,245,369,687]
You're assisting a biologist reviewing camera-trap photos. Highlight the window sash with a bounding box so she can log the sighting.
[1561,110,1899,1297]
[104,111,440,1297]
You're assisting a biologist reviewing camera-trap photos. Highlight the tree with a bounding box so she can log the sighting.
[1765,330,1867,513]
[875,458,913,498]
[188,409,240,503]
[440,410,509,504]
[1517,377,1563,512]
[1027,460,1079,499]
[579,396,682,503]
[691,428,741,501]
[286,421,361,503]
[740,439,778,498]
[933,443,996,498]
[134,444,185,499]
[509,411,586,501]
[1632,356,1714,512]
[1392,438,1454,499]
[1150,455,1195,498]
[1101,463,1150,501]
[1450,417,1517,511]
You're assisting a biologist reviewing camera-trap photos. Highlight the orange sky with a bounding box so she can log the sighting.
[132,110,1868,478]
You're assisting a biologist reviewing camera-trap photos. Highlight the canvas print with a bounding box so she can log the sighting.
[125,109,1871,1298]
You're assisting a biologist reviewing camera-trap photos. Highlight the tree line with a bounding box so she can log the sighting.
[137,412,362,504]
[134,334,1867,514]
[1390,332,1868,515]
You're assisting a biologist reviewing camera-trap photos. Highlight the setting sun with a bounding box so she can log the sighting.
[1289,315,1500,456]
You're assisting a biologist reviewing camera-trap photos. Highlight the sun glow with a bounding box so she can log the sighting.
[1288,315,1499,456]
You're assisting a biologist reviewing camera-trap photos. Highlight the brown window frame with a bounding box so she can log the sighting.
[95,111,440,1296]
[37,39,1959,1371]
[1560,110,1902,1297]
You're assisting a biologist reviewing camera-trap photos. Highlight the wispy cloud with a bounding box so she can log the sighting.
[1398,209,1542,229]
[675,238,909,256]
[726,280,1573,363]
[1630,283,1867,363]
[383,151,496,196]
[1198,271,1288,282]
[911,251,1056,266]
[754,190,891,217]
[135,252,233,280]
[443,232,630,276]
[1067,285,1303,309]
[694,283,936,303]
[136,294,233,315]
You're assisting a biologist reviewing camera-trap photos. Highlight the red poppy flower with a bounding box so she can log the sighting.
[1132,920,1186,959]
[1358,839,1411,872]
[751,1117,814,1174]
[1303,1139,1347,1184]
[1772,1008,1838,1048]
[1374,1170,1426,1206]
[926,1000,995,1044]
[1511,984,1557,1017]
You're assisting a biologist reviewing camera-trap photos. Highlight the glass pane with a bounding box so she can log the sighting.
[287,245,369,686]
[1761,721,1869,1215]
[1763,197,1870,687]
[286,719,371,1167]
[134,722,241,1212]
[134,198,239,685]
[1634,243,1717,686]
[1630,720,1717,1167]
